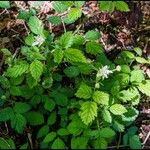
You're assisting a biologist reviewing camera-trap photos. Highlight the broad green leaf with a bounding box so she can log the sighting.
[0,48,12,56]
[0,138,11,149]
[0,1,10,8]
[64,66,80,77]
[133,47,142,56]
[53,49,64,64]
[129,135,142,149]
[25,111,44,126]
[85,30,101,40]
[138,80,150,97]
[47,111,56,125]
[93,91,109,105]
[37,125,49,138]
[75,82,92,99]
[73,35,85,46]
[10,76,24,86]
[64,8,82,24]
[113,121,125,132]
[99,127,115,138]
[64,48,86,63]
[94,138,108,149]
[109,104,127,115]
[135,57,149,64]
[86,41,103,55]
[57,128,69,136]
[115,1,130,12]
[30,60,43,80]
[79,101,97,125]
[25,34,35,46]
[28,16,43,35]
[52,1,68,13]
[99,1,115,13]
[102,108,112,123]
[51,138,65,149]
[6,62,29,78]
[120,65,130,74]
[7,139,16,149]
[130,69,145,84]
[43,132,57,143]
[71,137,88,149]
[13,102,31,114]
[74,1,85,7]
[11,114,26,134]
[10,86,22,96]
[44,99,55,112]
[58,32,74,49]
[48,16,62,25]
[0,107,14,122]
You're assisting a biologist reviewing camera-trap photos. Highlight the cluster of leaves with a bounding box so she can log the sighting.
[0,1,150,149]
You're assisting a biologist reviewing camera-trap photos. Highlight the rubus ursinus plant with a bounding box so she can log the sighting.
[0,1,150,149]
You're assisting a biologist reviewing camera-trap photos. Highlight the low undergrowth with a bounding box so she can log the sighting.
[0,1,150,149]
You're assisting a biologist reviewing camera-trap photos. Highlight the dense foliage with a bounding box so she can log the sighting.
[0,1,150,149]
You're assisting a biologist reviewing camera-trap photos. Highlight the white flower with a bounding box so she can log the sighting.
[32,35,45,46]
[116,65,121,71]
[97,65,113,79]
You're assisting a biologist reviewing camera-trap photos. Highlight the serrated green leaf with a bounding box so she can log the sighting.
[0,107,14,122]
[86,41,103,55]
[11,114,26,134]
[10,86,23,96]
[57,128,69,136]
[85,30,101,40]
[25,34,35,46]
[129,135,142,149]
[94,138,108,149]
[93,91,109,105]
[64,66,80,78]
[0,1,10,8]
[64,8,82,24]
[79,101,97,125]
[115,1,130,12]
[47,111,56,125]
[99,1,114,13]
[99,127,115,138]
[58,32,74,49]
[28,16,43,35]
[110,104,127,115]
[30,60,43,80]
[71,137,88,149]
[13,102,31,114]
[37,125,49,139]
[75,82,92,99]
[43,132,57,143]
[6,62,29,78]
[64,48,86,63]
[51,138,65,149]
[25,111,44,126]
[52,1,68,13]
[130,69,145,84]
[48,16,62,25]
[44,99,55,112]
[102,108,112,123]
[138,80,150,97]
[53,49,64,64]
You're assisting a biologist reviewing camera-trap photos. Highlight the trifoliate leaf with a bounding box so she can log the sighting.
[85,30,101,40]
[79,101,98,125]
[64,48,86,63]
[138,80,150,97]
[53,49,64,64]
[75,82,92,99]
[64,8,82,24]
[6,62,29,78]
[28,16,43,35]
[109,104,127,115]
[130,69,145,84]
[30,60,43,80]
[93,91,109,105]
